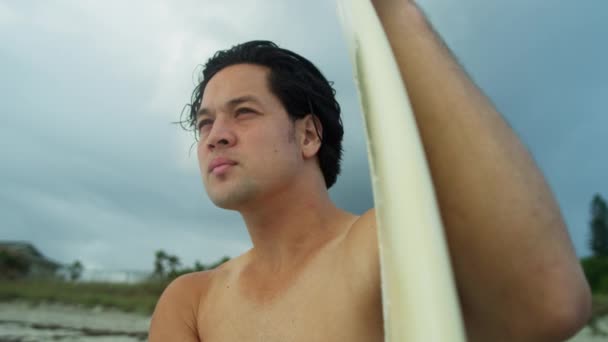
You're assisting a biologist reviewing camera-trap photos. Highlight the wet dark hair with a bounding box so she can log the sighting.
[183,40,344,189]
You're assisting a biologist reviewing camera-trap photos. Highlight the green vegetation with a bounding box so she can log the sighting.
[0,252,230,315]
[589,194,608,258]
[0,250,30,279]
[152,249,230,281]
[582,256,608,294]
[67,260,84,281]
[581,194,608,294]
[581,194,608,335]
[0,278,166,315]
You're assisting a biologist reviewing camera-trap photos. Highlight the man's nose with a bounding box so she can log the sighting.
[206,120,236,150]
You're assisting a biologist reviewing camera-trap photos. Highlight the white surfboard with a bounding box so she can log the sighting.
[337,1,466,341]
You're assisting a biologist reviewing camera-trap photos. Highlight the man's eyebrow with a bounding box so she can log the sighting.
[196,107,211,118]
[226,95,261,108]
[197,95,261,119]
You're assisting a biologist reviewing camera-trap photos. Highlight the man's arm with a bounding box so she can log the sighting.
[368,1,591,340]
[149,272,207,342]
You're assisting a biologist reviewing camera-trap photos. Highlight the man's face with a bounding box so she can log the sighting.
[196,64,303,210]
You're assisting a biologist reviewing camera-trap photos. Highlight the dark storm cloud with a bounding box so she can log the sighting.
[423,0,608,255]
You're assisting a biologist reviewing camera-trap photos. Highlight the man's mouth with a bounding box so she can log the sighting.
[208,157,238,175]
[211,163,235,175]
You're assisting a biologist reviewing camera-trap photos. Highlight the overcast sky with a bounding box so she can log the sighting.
[1,0,606,272]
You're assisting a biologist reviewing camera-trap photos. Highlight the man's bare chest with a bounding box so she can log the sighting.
[197,254,384,342]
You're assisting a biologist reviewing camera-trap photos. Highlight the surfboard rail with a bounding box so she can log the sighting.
[337,1,467,341]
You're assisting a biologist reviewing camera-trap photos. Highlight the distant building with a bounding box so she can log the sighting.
[0,241,61,278]
[80,269,151,283]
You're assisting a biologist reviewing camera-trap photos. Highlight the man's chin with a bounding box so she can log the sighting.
[211,199,241,211]
[209,190,255,211]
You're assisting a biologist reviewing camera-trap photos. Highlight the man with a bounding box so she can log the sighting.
[149,1,591,341]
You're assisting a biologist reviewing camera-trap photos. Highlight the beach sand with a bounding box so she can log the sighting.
[0,301,150,341]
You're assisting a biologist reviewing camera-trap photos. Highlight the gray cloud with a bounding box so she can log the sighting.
[427,0,608,256]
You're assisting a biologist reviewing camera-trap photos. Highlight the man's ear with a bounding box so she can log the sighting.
[299,114,323,159]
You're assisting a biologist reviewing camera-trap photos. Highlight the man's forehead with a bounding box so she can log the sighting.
[199,64,275,117]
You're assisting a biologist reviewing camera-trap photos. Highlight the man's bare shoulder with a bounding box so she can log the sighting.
[343,208,380,282]
[345,208,377,247]
[148,256,245,341]
[148,271,212,341]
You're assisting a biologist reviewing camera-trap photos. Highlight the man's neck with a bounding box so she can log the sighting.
[238,177,355,275]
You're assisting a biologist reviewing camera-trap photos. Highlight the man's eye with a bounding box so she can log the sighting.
[197,119,212,130]
[236,108,255,115]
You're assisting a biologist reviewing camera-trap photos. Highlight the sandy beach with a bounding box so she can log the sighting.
[0,301,150,341]
[0,300,606,341]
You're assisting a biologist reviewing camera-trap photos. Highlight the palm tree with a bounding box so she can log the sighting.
[167,255,181,278]
[590,194,608,257]
[154,250,168,278]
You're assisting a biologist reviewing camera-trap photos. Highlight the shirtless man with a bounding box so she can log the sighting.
[149,1,591,341]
